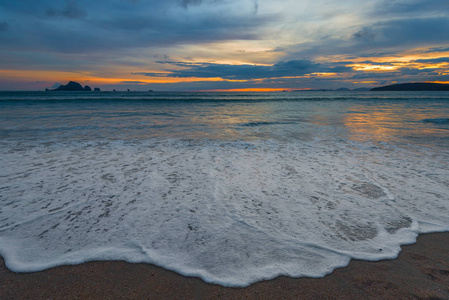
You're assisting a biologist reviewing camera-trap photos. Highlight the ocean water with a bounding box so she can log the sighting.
[1,91,448,286]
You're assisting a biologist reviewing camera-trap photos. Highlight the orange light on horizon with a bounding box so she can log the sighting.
[426,81,449,84]
[196,88,295,92]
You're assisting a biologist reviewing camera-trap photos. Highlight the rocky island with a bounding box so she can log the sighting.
[48,81,100,92]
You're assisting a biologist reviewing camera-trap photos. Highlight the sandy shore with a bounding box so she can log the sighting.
[1,232,448,299]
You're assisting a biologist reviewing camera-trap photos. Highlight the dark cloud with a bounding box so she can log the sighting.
[352,27,376,40]
[124,71,372,91]
[138,60,319,79]
[350,72,399,80]
[282,16,449,60]
[354,60,394,65]
[371,0,449,17]
[342,17,449,57]
[326,65,354,73]
[101,16,157,31]
[0,21,8,32]
[100,12,272,38]
[413,57,449,64]
[46,0,87,19]
[373,17,449,46]
[253,0,259,14]
[135,59,352,80]
[425,46,449,53]
[398,68,431,76]
[0,0,278,54]
[178,0,202,9]
[351,17,449,53]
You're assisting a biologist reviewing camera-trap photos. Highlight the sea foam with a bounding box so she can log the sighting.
[1,138,448,286]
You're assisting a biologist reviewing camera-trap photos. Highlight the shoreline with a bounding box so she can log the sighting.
[1,232,449,299]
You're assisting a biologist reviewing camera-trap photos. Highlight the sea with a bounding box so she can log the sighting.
[1,91,448,287]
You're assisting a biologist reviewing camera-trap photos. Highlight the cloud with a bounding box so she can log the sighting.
[369,17,449,46]
[178,0,202,9]
[46,0,87,19]
[425,46,449,53]
[413,57,449,64]
[281,15,449,60]
[142,60,319,79]
[72,12,275,52]
[371,0,449,17]
[399,68,435,76]
[0,0,278,54]
[0,21,8,32]
[135,59,352,80]
[352,27,376,40]
[253,0,258,14]
[2,0,449,91]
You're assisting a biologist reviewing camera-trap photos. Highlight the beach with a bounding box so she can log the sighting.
[1,232,448,299]
[1,91,449,297]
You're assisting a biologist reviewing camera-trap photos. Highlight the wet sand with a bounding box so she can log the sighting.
[1,232,448,299]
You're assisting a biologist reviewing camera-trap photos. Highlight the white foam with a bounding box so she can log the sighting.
[1,138,448,286]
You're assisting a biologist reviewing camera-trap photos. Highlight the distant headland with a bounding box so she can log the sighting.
[46,81,100,92]
[371,82,449,91]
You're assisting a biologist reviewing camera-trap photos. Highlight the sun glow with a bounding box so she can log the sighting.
[350,64,399,71]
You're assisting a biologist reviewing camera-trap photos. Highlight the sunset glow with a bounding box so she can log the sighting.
[1,0,449,91]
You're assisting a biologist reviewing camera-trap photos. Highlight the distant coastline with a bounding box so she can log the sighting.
[371,82,449,91]
[42,80,449,93]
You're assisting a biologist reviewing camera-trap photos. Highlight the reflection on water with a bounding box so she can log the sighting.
[343,101,449,145]
[187,102,274,140]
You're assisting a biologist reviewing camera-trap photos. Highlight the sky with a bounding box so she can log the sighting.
[1,0,449,91]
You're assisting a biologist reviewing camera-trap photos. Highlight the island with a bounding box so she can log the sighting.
[48,81,101,92]
[371,82,449,91]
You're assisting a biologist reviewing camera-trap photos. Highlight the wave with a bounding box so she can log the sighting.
[1,139,448,287]
[2,91,449,105]
[238,121,295,127]
[423,118,449,124]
